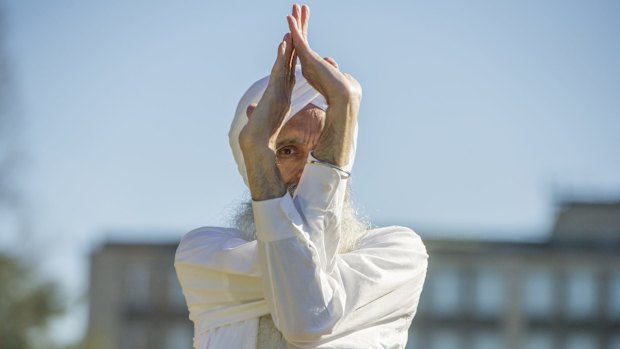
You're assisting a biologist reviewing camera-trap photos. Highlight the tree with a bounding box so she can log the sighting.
[0,253,64,349]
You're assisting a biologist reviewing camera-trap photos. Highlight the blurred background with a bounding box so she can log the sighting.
[1,1,619,348]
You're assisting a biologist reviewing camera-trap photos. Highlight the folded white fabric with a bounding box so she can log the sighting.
[229,65,357,187]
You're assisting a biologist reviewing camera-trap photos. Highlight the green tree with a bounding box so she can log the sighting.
[0,253,64,349]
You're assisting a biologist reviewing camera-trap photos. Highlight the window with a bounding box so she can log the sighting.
[120,322,148,349]
[125,261,151,307]
[609,272,620,320]
[610,334,620,349]
[164,322,193,349]
[524,331,553,349]
[472,330,503,349]
[565,269,598,319]
[565,332,596,349]
[430,268,461,316]
[473,269,504,318]
[523,269,554,318]
[430,329,460,349]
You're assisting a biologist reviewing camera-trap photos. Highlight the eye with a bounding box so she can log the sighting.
[277,146,297,157]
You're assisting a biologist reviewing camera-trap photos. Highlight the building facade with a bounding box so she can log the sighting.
[87,242,193,349]
[408,201,620,349]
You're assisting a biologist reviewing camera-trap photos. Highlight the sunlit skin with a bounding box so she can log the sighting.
[239,4,361,201]
[247,103,326,189]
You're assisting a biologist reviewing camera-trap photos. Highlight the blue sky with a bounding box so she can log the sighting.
[2,0,620,344]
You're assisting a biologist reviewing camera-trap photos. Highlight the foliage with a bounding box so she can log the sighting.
[0,253,65,349]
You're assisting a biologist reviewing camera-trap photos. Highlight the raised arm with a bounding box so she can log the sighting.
[238,31,297,201]
[246,4,364,343]
[286,4,361,168]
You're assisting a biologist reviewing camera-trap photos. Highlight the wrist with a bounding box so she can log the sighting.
[243,149,287,201]
[308,153,351,178]
[312,148,350,167]
[326,88,361,108]
[262,84,292,115]
[313,102,358,167]
[241,146,275,166]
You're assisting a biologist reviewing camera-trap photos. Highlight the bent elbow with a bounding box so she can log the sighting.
[403,227,429,263]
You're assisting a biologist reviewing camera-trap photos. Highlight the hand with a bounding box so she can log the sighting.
[287,4,360,167]
[239,33,297,152]
[238,31,298,200]
[287,4,361,105]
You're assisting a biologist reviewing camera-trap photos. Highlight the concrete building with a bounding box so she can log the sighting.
[408,201,620,349]
[86,242,193,349]
[86,200,620,348]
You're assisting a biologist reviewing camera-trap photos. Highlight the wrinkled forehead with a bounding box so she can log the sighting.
[281,103,326,128]
[276,104,326,148]
[279,102,324,131]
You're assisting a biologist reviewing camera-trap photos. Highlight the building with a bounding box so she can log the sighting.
[86,200,620,349]
[86,242,193,349]
[408,201,620,349]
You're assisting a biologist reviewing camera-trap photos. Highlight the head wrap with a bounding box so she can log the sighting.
[229,65,357,187]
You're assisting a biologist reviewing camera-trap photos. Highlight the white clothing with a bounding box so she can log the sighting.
[175,161,429,348]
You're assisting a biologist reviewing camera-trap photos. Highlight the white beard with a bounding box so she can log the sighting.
[230,185,370,253]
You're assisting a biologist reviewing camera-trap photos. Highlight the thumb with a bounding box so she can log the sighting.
[323,57,339,69]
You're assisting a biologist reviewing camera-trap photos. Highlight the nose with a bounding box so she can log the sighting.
[294,166,304,184]
[287,152,308,187]
[289,159,305,186]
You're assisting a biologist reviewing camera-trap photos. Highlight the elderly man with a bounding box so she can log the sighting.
[175,4,428,348]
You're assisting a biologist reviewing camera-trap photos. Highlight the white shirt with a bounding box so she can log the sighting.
[175,162,428,348]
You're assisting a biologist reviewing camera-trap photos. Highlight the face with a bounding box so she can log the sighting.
[275,104,325,189]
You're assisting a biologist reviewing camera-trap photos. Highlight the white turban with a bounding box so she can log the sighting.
[229,65,357,187]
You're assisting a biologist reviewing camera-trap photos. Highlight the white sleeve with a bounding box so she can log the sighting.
[253,160,428,346]
[174,227,264,321]
[252,162,349,343]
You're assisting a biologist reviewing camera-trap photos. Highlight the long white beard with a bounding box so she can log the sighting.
[230,186,370,253]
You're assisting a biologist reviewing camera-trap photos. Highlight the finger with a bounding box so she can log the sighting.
[283,33,295,68]
[297,8,303,36]
[291,48,298,67]
[271,36,287,75]
[301,5,310,40]
[289,51,297,87]
[277,35,287,62]
[287,33,297,84]
[292,4,301,29]
[283,33,292,55]
[323,57,339,69]
[277,33,296,87]
[287,15,307,50]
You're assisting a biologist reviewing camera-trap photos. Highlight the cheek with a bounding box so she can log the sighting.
[277,156,306,182]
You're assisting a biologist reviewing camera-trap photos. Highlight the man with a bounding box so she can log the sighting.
[175,4,428,348]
